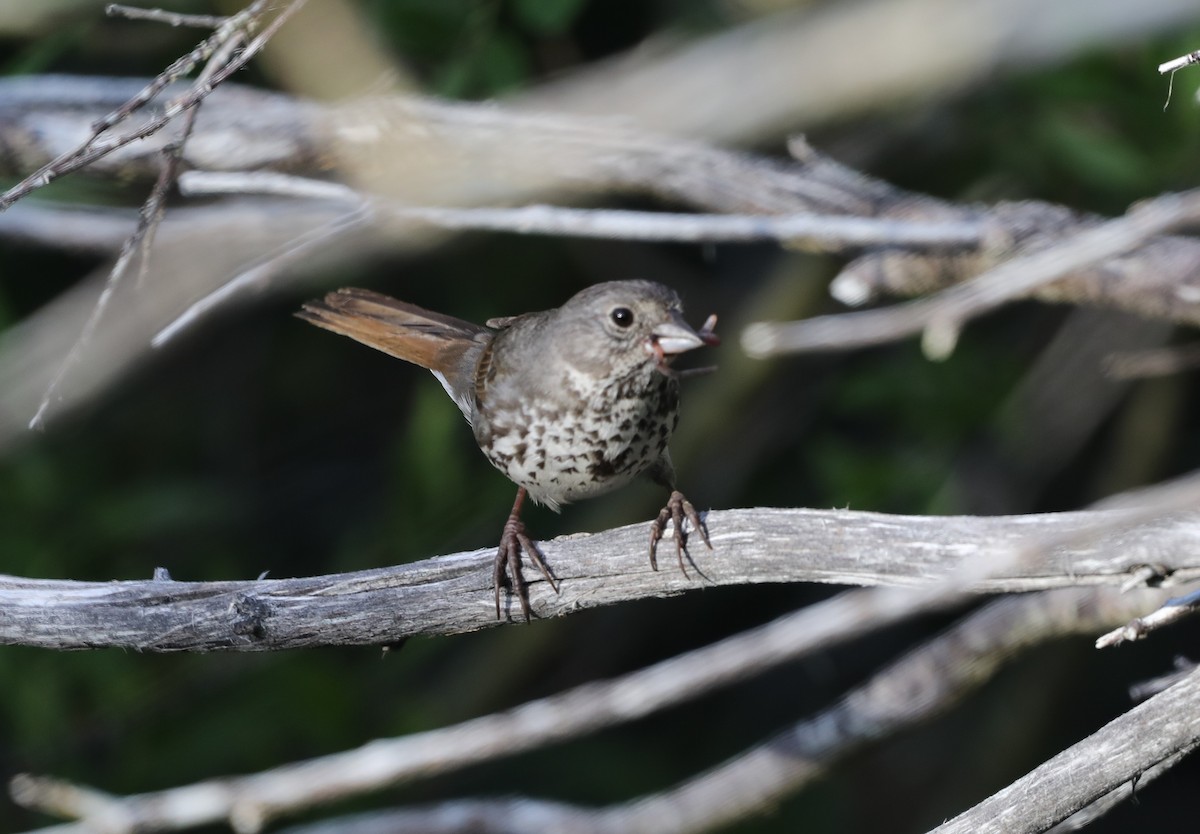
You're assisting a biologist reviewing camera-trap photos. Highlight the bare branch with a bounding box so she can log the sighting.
[580,586,1174,834]
[1159,48,1200,73]
[1103,342,1200,379]
[1,71,1199,445]
[2,506,1199,652]
[105,5,229,28]
[930,668,1200,834]
[1044,744,1196,832]
[1095,586,1200,648]
[7,580,972,833]
[177,169,986,249]
[28,28,248,430]
[520,0,1200,144]
[11,586,1177,834]
[0,0,307,211]
[741,188,1200,359]
[150,203,372,347]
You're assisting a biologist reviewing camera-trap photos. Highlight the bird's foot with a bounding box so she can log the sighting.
[494,491,559,621]
[648,490,711,577]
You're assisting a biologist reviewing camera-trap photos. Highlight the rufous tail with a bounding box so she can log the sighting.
[297,288,487,375]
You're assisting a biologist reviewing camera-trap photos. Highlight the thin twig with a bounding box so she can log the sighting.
[1103,342,1200,379]
[27,24,249,429]
[90,1,268,137]
[1128,657,1197,701]
[1159,48,1200,73]
[177,169,986,249]
[0,0,306,212]
[150,203,372,347]
[106,5,229,28]
[1095,586,1200,648]
[155,169,984,347]
[741,188,1200,359]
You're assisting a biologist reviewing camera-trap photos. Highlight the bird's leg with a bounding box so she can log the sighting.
[494,487,559,621]
[649,490,712,576]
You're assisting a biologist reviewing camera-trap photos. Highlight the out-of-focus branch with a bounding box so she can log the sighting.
[1103,343,1200,379]
[581,586,1173,834]
[12,585,1178,834]
[179,169,986,249]
[741,188,1200,359]
[3,74,1200,436]
[518,0,1200,143]
[105,5,228,28]
[27,17,254,430]
[2,506,1199,652]
[1159,47,1200,73]
[0,1,309,211]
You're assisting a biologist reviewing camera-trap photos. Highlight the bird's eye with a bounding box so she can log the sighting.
[610,307,634,327]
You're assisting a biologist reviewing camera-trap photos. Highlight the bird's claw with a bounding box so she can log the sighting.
[494,512,558,621]
[648,490,711,577]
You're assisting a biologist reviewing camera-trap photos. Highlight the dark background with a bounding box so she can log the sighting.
[2,1,1200,832]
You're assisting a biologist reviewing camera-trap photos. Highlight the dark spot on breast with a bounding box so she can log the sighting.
[590,454,616,479]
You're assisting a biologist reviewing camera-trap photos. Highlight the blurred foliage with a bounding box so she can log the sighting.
[3,2,1200,833]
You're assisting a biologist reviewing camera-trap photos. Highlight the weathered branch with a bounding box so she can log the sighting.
[741,187,1200,359]
[2,506,1198,652]
[2,74,1199,335]
[28,20,253,430]
[178,169,987,249]
[4,75,1200,440]
[930,668,1200,834]
[12,585,1177,834]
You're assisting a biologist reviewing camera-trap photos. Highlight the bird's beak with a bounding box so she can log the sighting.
[652,318,706,356]
[646,313,720,369]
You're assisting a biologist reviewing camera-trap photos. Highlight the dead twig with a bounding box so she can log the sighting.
[0,0,307,212]
[29,25,249,429]
[741,188,1200,360]
[105,5,229,28]
[1095,586,1200,648]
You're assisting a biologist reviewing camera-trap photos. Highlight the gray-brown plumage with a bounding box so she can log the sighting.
[297,280,718,620]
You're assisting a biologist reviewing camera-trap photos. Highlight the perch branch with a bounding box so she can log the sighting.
[2,506,1199,652]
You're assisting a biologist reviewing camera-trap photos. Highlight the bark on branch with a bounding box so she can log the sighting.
[2,506,1197,652]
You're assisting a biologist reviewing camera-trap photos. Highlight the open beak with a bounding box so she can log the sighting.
[646,313,720,370]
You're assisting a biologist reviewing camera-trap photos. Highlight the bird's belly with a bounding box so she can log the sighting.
[478,384,677,509]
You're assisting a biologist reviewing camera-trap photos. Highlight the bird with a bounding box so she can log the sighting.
[297,280,718,620]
